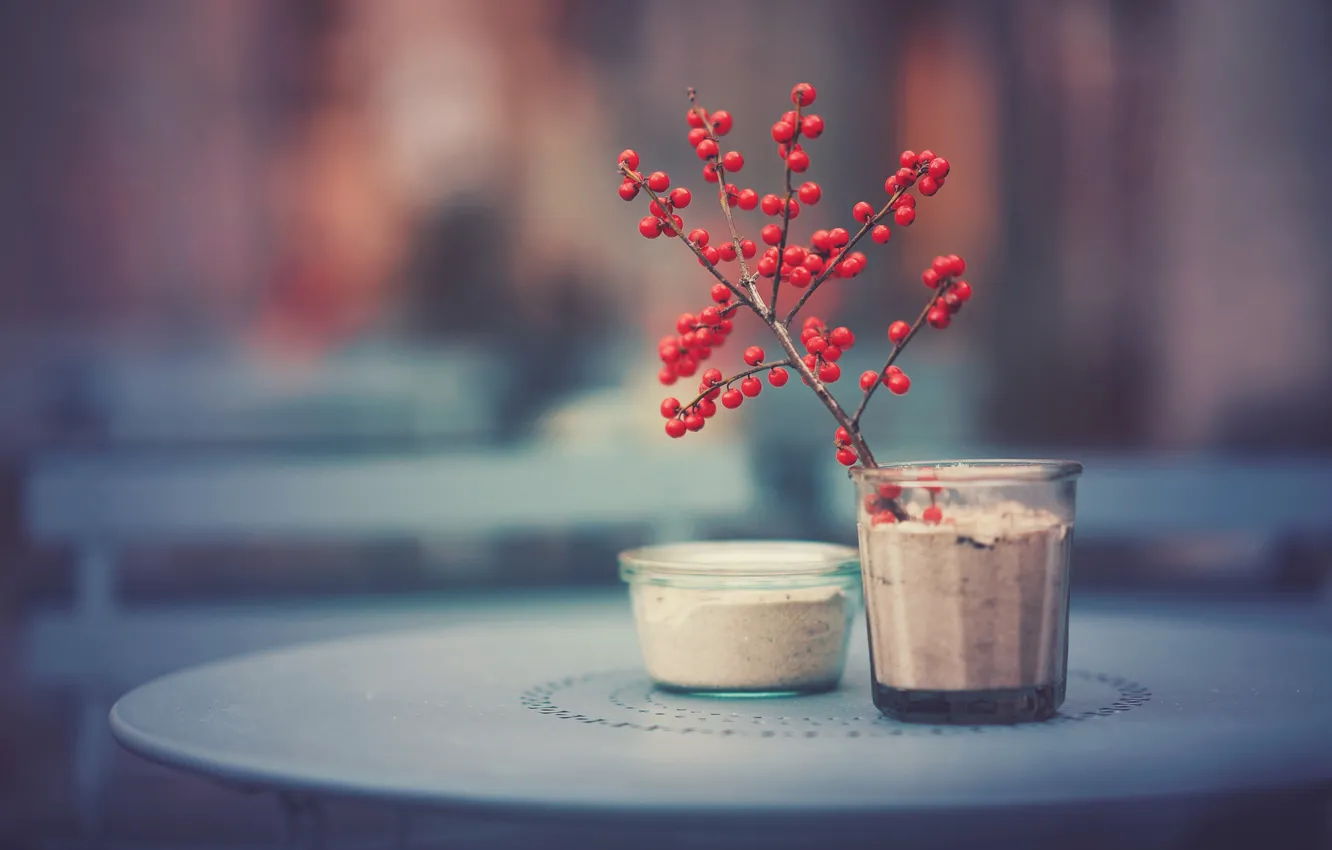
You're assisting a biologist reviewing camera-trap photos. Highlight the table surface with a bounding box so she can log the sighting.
[110,595,1332,827]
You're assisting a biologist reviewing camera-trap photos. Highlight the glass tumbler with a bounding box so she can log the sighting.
[850,460,1082,723]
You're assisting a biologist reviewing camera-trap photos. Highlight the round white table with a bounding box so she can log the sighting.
[110,596,1332,849]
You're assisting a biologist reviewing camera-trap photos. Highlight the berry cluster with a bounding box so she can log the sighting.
[862,469,946,525]
[617,83,975,486]
[797,316,853,385]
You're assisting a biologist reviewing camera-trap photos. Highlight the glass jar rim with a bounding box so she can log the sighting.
[850,459,1083,485]
[619,540,859,580]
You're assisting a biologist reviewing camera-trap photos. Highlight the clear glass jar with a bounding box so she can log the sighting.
[850,460,1082,723]
[619,541,861,696]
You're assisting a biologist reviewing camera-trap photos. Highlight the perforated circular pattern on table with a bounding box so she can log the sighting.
[521,669,1151,737]
[110,598,1332,822]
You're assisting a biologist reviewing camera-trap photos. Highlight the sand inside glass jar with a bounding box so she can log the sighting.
[858,503,1071,692]
[621,541,859,694]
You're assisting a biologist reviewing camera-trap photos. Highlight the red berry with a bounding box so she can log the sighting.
[922,505,944,524]
[684,412,705,432]
[888,320,910,344]
[922,268,941,288]
[810,229,830,251]
[899,150,918,169]
[803,254,824,274]
[894,206,916,226]
[659,343,681,363]
[806,334,828,354]
[768,367,789,387]
[799,328,819,345]
[676,356,698,377]
[711,284,732,303]
[860,370,878,391]
[803,315,825,331]
[787,150,810,172]
[665,418,686,438]
[818,362,841,382]
[618,181,639,201]
[698,398,718,418]
[757,256,778,277]
[791,83,817,107]
[918,175,941,196]
[918,149,936,162]
[688,228,709,247]
[743,346,765,366]
[822,344,843,362]
[785,199,801,219]
[952,280,972,302]
[660,398,681,418]
[740,376,762,397]
[895,167,916,187]
[853,201,875,223]
[894,193,916,209]
[834,426,852,445]
[740,239,757,259]
[771,121,795,143]
[943,291,962,312]
[886,370,910,395]
[838,256,864,277]
[702,163,719,183]
[928,157,950,179]
[662,214,683,237]
[801,114,824,138]
[871,511,897,525]
[830,327,855,348]
[836,448,858,466]
[927,307,951,329]
[710,110,733,135]
[721,389,743,409]
[781,245,805,266]
[884,176,901,195]
[687,109,708,129]
[700,306,722,326]
[659,367,678,386]
[676,314,697,334]
[760,194,783,216]
[737,188,759,210]
[619,149,640,169]
[797,182,822,205]
[871,224,892,243]
[696,139,719,160]
[688,127,709,147]
[648,199,669,218]
[947,254,966,276]
[788,266,812,287]
[879,483,904,500]
[639,217,661,238]
[761,224,783,245]
[722,151,744,172]
[932,255,952,277]
[917,467,942,493]
[647,171,670,192]
[701,368,723,386]
[670,187,692,208]
[828,227,850,247]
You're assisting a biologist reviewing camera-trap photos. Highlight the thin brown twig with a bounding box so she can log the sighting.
[687,88,766,318]
[767,320,875,467]
[851,278,956,427]
[771,101,803,314]
[620,164,756,311]
[782,172,920,326]
[674,358,794,414]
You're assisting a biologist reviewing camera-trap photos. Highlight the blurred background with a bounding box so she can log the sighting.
[2,0,1330,846]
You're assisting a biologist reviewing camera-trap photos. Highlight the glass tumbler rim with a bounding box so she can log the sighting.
[619,540,859,581]
[850,459,1083,486]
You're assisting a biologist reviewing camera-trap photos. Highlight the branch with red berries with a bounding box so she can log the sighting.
[617,82,971,472]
